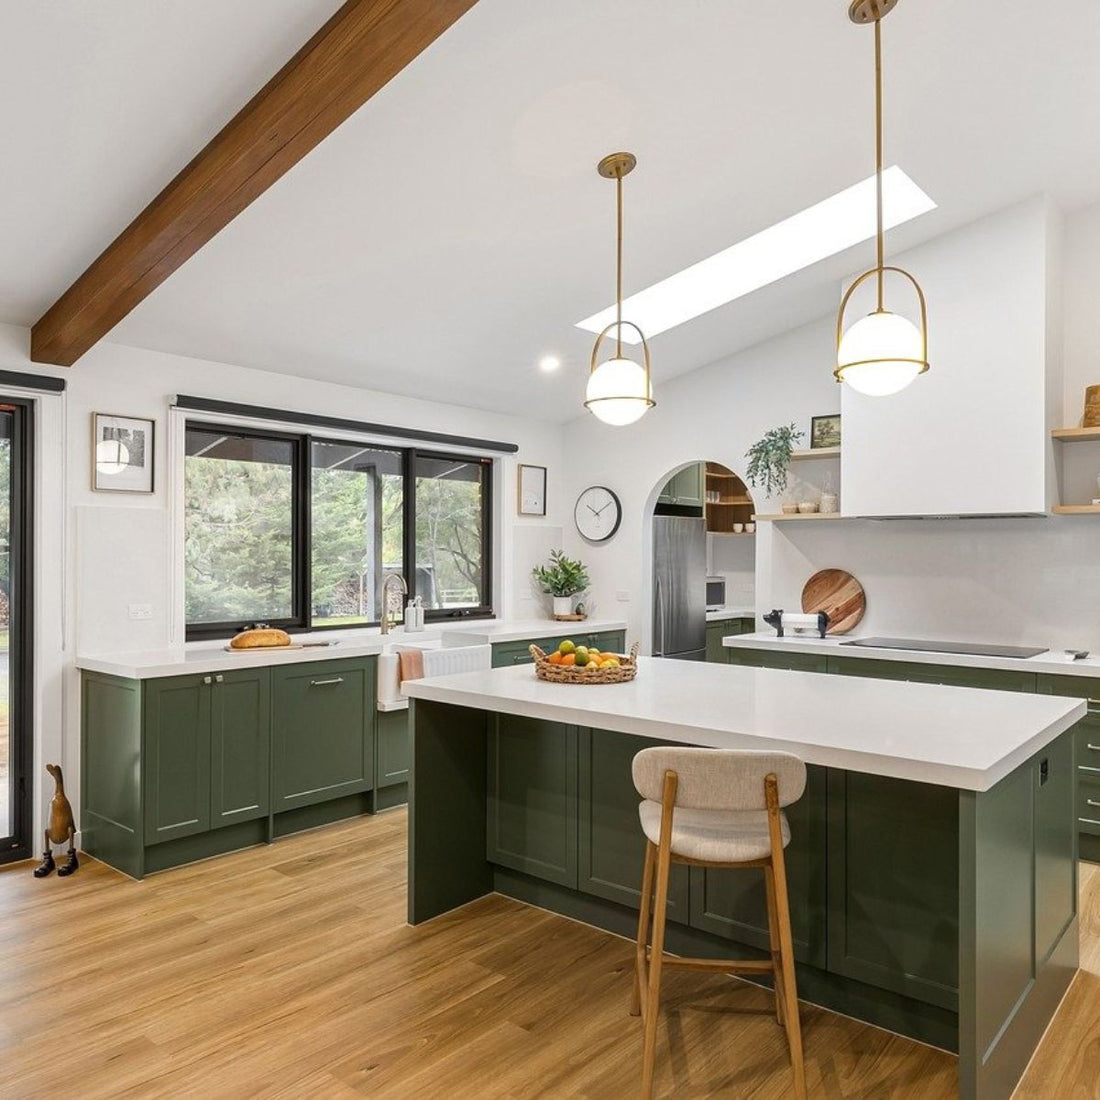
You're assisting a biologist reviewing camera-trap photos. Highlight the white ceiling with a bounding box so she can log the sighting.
[5,0,1100,421]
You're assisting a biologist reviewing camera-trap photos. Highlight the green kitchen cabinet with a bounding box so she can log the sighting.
[376,708,411,788]
[826,655,1035,693]
[689,764,828,967]
[706,617,754,662]
[1037,674,1100,847]
[826,770,959,1009]
[487,713,578,887]
[491,629,626,668]
[658,463,705,508]
[272,658,375,811]
[143,674,212,845]
[726,647,828,674]
[210,668,271,828]
[577,728,689,916]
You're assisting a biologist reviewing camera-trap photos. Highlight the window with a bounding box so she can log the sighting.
[184,425,492,636]
[311,441,403,627]
[184,428,302,630]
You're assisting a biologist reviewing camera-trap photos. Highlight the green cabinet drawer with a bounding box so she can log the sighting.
[827,656,1035,693]
[1035,673,1100,705]
[706,619,754,663]
[376,708,410,788]
[210,668,270,829]
[487,714,578,887]
[689,764,828,967]
[1077,772,1100,836]
[727,648,828,674]
[577,728,689,916]
[492,630,626,668]
[143,675,212,845]
[272,658,374,811]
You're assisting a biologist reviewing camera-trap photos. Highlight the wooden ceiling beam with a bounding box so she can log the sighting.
[30,0,478,366]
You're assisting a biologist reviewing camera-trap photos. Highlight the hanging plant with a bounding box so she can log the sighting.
[532,549,590,598]
[745,424,804,498]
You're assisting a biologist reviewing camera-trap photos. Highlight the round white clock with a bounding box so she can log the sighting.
[574,485,622,542]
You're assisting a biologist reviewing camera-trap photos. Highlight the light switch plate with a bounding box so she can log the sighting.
[616,590,631,602]
[128,603,153,620]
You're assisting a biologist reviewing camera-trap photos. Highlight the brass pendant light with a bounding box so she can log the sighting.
[584,152,656,425]
[836,0,929,396]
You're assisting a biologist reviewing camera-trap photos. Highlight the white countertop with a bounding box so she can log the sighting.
[403,656,1084,791]
[723,631,1100,684]
[75,617,628,679]
[706,607,755,622]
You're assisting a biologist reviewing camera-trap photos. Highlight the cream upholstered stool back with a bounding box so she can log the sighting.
[629,745,808,1100]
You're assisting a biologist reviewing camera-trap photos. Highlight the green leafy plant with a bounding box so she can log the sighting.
[532,549,590,598]
[745,423,805,498]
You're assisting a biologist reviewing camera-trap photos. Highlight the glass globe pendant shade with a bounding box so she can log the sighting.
[584,356,651,426]
[95,438,130,475]
[836,309,924,397]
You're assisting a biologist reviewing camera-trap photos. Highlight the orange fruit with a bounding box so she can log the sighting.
[547,651,563,665]
[561,653,576,666]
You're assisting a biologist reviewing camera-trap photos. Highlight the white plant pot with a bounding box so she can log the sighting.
[553,596,573,617]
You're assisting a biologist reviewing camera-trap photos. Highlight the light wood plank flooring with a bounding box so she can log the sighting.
[0,811,1096,1098]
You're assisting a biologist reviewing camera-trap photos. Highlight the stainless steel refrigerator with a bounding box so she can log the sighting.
[652,515,707,661]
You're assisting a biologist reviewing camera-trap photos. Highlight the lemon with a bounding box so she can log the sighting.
[574,646,589,661]
[558,639,576,655]
[574,651,589,666]
[603,658,620,668]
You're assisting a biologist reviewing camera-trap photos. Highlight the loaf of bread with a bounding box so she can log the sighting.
[229,627,292,650]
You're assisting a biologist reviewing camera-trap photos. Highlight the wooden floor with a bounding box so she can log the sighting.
[0,812,1096,1098]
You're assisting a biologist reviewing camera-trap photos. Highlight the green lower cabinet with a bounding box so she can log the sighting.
[577,728,689,916]
[487,714,578,887]
[689,764,828,967]
[826,770,959,1010]
[272,659,375,811]
[705,618,753,663]
[210,669,271,828]
[376,708,411,788]
[143,674,212,845]
[826,655,1035,693]
[727,648,828,674]
[492,630,627,668]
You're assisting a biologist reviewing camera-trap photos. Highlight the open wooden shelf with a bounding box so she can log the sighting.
[790,446,841,460]
[1052,505,1100,515]
[1051,427,1100,443]
[709,530,756,537]
[756,512,844,522]
[707,496,753,506]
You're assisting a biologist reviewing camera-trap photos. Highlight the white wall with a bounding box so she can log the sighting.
[0,321,564,840]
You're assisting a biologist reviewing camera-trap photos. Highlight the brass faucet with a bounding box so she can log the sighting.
[380,572,408,635]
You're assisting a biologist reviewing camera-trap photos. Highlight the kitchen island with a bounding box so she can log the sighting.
[404,658,1085,1100]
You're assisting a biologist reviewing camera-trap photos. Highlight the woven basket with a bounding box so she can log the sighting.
[530,643,640,684]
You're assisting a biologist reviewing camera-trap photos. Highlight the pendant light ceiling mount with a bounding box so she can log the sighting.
[836,0,930,397]
[584,150,656,426]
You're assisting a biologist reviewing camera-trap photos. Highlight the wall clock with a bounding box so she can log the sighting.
[575,485,622,542]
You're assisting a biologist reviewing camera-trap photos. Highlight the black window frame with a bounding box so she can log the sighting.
[184,423,493,639]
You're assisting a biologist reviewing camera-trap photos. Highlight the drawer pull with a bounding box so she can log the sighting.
[310,677,344,687]
[203,676,212,685]
[1088,799,1100,809]
[1087,744,1100,752]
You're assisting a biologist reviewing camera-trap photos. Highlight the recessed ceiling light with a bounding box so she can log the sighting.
[575,166,935,344]
[539,355,562,372]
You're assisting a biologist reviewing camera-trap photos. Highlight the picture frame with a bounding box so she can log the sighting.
[517,463,547,516]
[92,413,155,493]
[810,414,842,450]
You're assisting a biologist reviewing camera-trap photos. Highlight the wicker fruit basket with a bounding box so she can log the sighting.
[530,643,640,684]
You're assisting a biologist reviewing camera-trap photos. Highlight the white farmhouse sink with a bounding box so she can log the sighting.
[376,637,492,711]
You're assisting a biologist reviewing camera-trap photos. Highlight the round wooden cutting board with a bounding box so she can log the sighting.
[801,568,866,635]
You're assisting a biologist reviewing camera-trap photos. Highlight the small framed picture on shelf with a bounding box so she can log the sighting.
[810,414,841,450]
[517,463,547,516]
[92,413,155,493]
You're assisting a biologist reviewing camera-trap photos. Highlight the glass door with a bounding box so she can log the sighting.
[0,400,31,863]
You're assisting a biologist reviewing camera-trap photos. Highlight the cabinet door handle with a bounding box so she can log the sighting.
[203,676,212,685]
[1086,744,1100,752]
[215,674,224,683]
[1088,799,1100,808]
[310,677,344,686]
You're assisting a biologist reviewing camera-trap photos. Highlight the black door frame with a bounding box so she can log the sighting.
[1,396,33,864]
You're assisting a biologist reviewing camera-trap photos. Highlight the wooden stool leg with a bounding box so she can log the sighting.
[766,776,806,1100]
[641,772,677,1100]
[631,840,656,1017]
[763,863,785,1028]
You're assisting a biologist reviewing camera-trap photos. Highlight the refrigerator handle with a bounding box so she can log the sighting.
[655,575,666,657]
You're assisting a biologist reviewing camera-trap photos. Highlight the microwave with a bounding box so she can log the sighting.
[706,576,726,611]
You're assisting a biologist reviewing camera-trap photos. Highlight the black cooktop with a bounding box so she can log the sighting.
[839,637,1048,659]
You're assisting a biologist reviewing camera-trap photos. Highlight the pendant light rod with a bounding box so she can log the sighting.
[616,169,624,357]
[874,15,885,311]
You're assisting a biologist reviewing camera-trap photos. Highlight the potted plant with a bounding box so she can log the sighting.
[533,549,590,617]
[745,423,805,500]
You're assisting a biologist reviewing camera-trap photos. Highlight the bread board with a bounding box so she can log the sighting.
[801,568,866,635]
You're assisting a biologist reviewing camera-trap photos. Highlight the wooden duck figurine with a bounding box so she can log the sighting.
[33,764,78,878]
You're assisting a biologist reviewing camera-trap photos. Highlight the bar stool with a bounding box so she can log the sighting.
[630,746,807,1100]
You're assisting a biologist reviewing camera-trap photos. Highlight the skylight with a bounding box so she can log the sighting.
[575,166,936,344]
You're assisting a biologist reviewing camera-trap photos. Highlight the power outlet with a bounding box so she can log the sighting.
[128,603,153,621]
[615,590,631,602]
